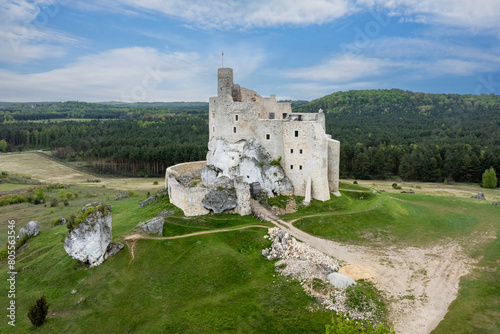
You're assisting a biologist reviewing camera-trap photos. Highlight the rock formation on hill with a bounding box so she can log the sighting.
[201,137,293,214]
[64,203,113,267]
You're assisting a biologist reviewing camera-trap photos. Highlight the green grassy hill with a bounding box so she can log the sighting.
[0,172,499,333]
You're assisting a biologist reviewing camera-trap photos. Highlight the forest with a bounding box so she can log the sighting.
[1,90,499,184]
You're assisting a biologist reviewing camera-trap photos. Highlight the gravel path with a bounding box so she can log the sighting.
[250,199,474,334]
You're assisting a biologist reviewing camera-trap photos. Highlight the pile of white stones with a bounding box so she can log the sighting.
[262,227,339,273]
[262,227,378,323]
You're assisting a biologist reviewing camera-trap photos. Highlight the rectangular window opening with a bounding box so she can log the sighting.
[235,114,239,122]
[283,113,288,119]
[269,112,275,119]
[290,165,294,170]
[299,165,303,170]
[295,130,299,137]
[290,149,293,154]
[233,127,237,133]
[212,112,215,118]
[299,149,303,154]
[266,134,270,140]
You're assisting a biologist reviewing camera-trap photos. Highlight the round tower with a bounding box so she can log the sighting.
[218,68,233,97]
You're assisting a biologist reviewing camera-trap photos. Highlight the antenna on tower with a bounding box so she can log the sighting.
[222,51,224,68]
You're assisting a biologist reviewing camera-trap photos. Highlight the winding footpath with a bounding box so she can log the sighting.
[250,199,473,334]
[123,199,472,334]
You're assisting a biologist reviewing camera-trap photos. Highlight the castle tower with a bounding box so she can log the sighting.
[218,68,233,97]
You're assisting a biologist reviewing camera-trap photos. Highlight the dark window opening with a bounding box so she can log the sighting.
[299,165,303,170]
[290,149,293,153]
[235,114,239,121]
[266,134,270,140]
[269,112,275,119]
[295,130,299,137]
[290,165,294,170]
[283,113,288,119]
[233,127,236,133]
[300,149,303,154]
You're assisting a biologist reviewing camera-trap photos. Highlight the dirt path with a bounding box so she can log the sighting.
[123,224,269,242]
[250,199,474,334]
[122,224,269,264]
[287,196,385,224]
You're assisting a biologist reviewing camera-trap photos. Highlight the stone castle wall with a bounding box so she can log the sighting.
[166,161,209,216]
[209,68,339,201]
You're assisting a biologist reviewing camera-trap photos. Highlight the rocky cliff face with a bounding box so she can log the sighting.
[201,137,293,214]
[64,204,113,267]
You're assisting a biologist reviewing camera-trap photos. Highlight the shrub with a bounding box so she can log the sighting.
[353,180,358,184]
[482,168,497,188]
[270,156,282,166]
[50,197,59,207]
[27,295,49,327]
[153,181,159,185]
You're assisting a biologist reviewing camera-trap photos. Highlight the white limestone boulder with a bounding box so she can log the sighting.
[25,221,40,237]
[327,272,356,289]
[202,188,238,214]
[64,204,112,267]
[134,216,165,236]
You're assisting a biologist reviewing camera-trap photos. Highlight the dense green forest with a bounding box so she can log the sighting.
[296,90,500,183]
[1,90,499,184]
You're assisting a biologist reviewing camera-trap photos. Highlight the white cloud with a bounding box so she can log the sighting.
[365,37,500,75]
[0,0,83,63]
[78,0,355,28]
[77,0,500,34]
[358,0,500,33]
[0,46,267,102]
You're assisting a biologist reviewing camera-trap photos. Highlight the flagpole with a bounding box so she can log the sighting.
[222,51,224,68]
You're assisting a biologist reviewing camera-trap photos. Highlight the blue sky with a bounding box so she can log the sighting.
[1,0,499,102]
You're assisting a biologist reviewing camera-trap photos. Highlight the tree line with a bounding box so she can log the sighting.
[296,89,500,183]
[1,91,499,184]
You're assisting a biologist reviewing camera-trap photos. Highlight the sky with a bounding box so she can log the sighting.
[0,0,499,102]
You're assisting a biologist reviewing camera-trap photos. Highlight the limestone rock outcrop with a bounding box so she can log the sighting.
[17,221,40,240]
[134,216,165,236]
[201,188,238,214]
[25,221,40,237]
[17,227,27,240]
[470,192,486,200]
[64,203,112,267]
[106,242,124,256]
[201,137,293,214]
[327,272,357,289]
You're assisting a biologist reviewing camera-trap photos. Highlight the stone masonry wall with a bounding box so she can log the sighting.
[166,161,209,216]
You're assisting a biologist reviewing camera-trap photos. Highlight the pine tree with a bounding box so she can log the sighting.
[27,294,49,327]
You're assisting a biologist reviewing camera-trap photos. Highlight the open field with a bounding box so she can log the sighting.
[0,192,328,333]
[0,155,499,333]
[346,179,500,202]
[0,152,164,192]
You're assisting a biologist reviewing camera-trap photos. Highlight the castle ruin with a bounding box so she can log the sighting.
[166,68,340,216]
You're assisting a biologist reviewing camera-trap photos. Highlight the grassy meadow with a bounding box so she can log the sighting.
[283,183,500,333]
[0,156,499,333]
